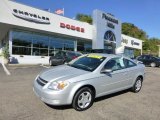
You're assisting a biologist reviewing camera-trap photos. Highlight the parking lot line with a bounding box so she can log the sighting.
[0,62,11,75]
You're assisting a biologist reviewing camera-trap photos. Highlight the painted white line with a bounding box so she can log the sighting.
[2,63,11,75]
[40,64,50,68]
[0,59,11,75]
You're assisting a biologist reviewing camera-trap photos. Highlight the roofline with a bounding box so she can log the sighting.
[8,0,92,25]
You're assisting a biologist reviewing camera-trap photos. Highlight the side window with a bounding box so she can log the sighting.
[143,55,150,60]
[151,57,156,60]
[137,56,143,60]
[104,57,125,71]
[123,58,137,68]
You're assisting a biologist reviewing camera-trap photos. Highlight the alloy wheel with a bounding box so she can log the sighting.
[135,79,142,91]
[77,91,92,109]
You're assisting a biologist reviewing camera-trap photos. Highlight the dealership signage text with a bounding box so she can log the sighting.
[102,13,119,24]
[131,40,140,46]
[12,9,50,24]
[60,23,85,33]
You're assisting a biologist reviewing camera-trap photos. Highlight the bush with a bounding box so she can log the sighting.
[2,43,9,59]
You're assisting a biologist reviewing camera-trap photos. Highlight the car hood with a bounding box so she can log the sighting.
[39,65,90,82]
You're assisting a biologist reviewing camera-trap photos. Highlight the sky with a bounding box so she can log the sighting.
[16,0,160,39]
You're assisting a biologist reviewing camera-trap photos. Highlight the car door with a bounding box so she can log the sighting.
[98,57,130,95]
[137,56,143,62]
[123,58,138,85]
[53,51,65,65]
[143,55,151,65]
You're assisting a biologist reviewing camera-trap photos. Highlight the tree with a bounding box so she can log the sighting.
[122,23,148,41]
[76,14,92,24]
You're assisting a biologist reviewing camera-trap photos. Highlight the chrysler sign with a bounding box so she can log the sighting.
[12,9,50,24]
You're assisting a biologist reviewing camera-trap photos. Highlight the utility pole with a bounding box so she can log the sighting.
[157,45,160,57]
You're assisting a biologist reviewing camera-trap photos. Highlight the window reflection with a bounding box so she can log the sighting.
[32,48,48,56]
[77,41,92,53]
[124,48,134,58]
[12,30,75,56]
[12,31,32,47]
[12,46,31,55]
[32,34,49,48]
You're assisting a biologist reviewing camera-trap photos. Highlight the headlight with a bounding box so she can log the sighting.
[48,81,69,90]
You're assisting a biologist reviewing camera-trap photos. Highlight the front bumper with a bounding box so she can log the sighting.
[33,80,72,105]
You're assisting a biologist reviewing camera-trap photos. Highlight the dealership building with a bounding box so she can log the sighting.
[0,0,142,64]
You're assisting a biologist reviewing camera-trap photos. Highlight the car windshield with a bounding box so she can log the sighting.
[54,51,65,57]
[68,54,106,72]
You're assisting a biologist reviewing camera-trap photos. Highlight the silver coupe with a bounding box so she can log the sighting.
[33,54,145,111]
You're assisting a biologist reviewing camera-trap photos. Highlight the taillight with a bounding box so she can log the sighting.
[72,56,77,59]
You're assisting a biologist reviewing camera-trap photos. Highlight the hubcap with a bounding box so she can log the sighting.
[135,80,142,91]
[151,63,155,67]
[78,91,92,109]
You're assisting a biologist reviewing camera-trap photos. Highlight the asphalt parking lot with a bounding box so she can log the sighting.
[0,65,160,120]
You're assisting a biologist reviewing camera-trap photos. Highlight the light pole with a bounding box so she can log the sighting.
[157,45,160,57]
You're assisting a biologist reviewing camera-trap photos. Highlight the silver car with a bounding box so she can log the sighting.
[33,54,145,111]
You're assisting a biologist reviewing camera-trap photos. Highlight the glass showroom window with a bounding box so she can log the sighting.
[49,37,63,56]
[84,43,92,52]
[12,30,75,56]
[63,39,74,51]
[124,48,134,58]
[49,37,74,56]
[32,34,49,56]
[77,41,92,53]
[12,31,32,55]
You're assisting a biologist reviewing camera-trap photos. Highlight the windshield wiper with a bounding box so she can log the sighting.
[77,64,92,71]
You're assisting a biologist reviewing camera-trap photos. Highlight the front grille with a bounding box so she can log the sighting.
[37,77,48,86]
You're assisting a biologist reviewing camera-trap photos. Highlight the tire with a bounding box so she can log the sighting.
[150,62,156,67]
[72,87,94,111]
[49,60,52,66]
[131,77,143,93]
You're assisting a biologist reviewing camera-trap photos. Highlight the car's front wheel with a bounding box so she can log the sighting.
[131,77,143,93]
[72,87,94,111]
[150,62,156,67]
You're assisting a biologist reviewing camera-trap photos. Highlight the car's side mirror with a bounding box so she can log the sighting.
[101,69,112,74]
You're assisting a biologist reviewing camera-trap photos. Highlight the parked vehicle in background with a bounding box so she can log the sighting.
[91,49,114,54]
[34,54,145,111]
[49,50,82,66]
[137,55,160,67]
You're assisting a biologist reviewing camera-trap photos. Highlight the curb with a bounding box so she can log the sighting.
[7,64,49,67]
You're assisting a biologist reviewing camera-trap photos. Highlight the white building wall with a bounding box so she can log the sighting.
[0,0,93,40]
[11,55,49,64]
[92,10,121,49]
[116,34,142,54]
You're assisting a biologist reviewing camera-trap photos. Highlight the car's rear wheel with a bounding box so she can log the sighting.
[131,77,143,93]
[150,62,156,67]
[72,87,94,111]
[49,60,52,66]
